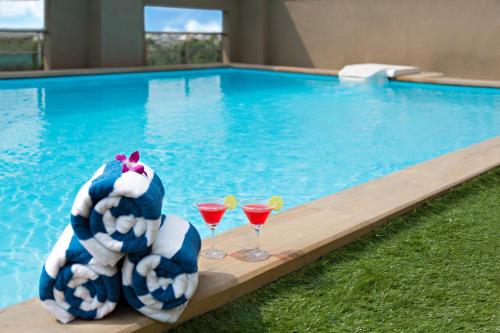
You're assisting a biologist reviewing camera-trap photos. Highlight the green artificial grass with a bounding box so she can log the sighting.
[174,168,500,333]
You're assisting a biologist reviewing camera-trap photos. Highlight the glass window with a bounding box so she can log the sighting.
[0,0,45,70]
[144,6,223,66]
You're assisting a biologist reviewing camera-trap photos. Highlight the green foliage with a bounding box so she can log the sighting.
[0,36,33,52]
[146,35,222,66]
[174,168,500,332]
[0,33,220,70]
[0,35,43,71]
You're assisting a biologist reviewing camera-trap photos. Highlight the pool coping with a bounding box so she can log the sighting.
[0,63,228,80]
[0,62,499,88]
[1,136,499,333]
[229,63,500,88]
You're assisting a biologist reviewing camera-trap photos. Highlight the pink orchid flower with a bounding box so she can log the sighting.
[115,151,147,176]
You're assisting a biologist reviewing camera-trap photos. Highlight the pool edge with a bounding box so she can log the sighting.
[0,63,228,80]
[1,136,499,333]
[1,63,499,88]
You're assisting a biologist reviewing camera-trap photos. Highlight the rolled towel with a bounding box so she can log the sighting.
[123,214,201,323]
[39,225,121,323]
[71,157,164,267]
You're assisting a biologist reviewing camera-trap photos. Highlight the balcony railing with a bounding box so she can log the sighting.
[0,29,45,71]
[145,31,223,66]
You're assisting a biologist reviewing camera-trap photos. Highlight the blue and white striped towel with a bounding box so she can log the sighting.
[122,214,201,323]
[39,225,121,323]
[71,159,165,266]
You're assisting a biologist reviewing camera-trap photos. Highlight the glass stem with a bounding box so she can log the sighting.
[211,226,216,250]
[255,227,260,251]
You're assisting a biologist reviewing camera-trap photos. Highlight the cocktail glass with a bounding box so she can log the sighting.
[241,196,283,262]
[195,196,237,259]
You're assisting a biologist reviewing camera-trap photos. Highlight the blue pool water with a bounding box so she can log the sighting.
[0,68,499,307]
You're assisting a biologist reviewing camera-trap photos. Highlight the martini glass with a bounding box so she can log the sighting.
[195,196,237,259]
[241,196,283,262]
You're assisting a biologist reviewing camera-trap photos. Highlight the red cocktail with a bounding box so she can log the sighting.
[198,203,227,225]
[241,197,283,262]
[243,204,272,225]
[195,196,237,259]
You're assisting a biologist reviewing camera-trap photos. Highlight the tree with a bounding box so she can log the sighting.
[146,34,222,66]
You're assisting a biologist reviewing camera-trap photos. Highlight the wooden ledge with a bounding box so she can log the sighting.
[1,136,499,333]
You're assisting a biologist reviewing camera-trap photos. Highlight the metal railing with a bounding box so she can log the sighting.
[145,31,224,66]
[0,29,45,71]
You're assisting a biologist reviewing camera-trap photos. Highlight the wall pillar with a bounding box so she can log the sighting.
[222,10,230,63]
[44,0,89,69]
[89,0,144,67]
[233,0,268,64]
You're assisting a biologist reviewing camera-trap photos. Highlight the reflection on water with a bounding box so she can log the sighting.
[0,69,499,307]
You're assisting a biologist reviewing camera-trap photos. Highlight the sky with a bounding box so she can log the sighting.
[144,7,222,33]
[0,1,222,32]
[0,0,44,29]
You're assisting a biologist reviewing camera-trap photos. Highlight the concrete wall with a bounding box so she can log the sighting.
[89,0,144,67]
[44,0,500,80]
[232,0,268,64]
[44,0,89,69]
[45,0,237,69]
[265,0,500,80]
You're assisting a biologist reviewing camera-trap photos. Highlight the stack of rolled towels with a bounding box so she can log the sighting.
[39,154,201,324]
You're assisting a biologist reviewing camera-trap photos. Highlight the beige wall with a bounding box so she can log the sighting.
[232,0,268,64]
[89,0,144,67]
[44,0,500,80]
[45,0,89,69]
[87,0,100,68]
[45,0,238,69]
[265,0,500,80]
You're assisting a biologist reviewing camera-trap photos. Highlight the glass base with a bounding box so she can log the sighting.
[245,248,270,262]
[201,247,226,260]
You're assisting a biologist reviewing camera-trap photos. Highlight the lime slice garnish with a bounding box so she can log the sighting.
[224,195,238,210]
[268,196,284,211]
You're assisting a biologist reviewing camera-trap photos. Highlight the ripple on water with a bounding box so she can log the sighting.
[0,69,499,308]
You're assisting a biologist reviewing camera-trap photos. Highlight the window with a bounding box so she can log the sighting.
[144,6,223,66]
[0,0,45,70]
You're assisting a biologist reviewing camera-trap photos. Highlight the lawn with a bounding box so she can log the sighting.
[174,167,500,332]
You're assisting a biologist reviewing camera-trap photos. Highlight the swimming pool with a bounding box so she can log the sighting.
[0,68,499,308]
